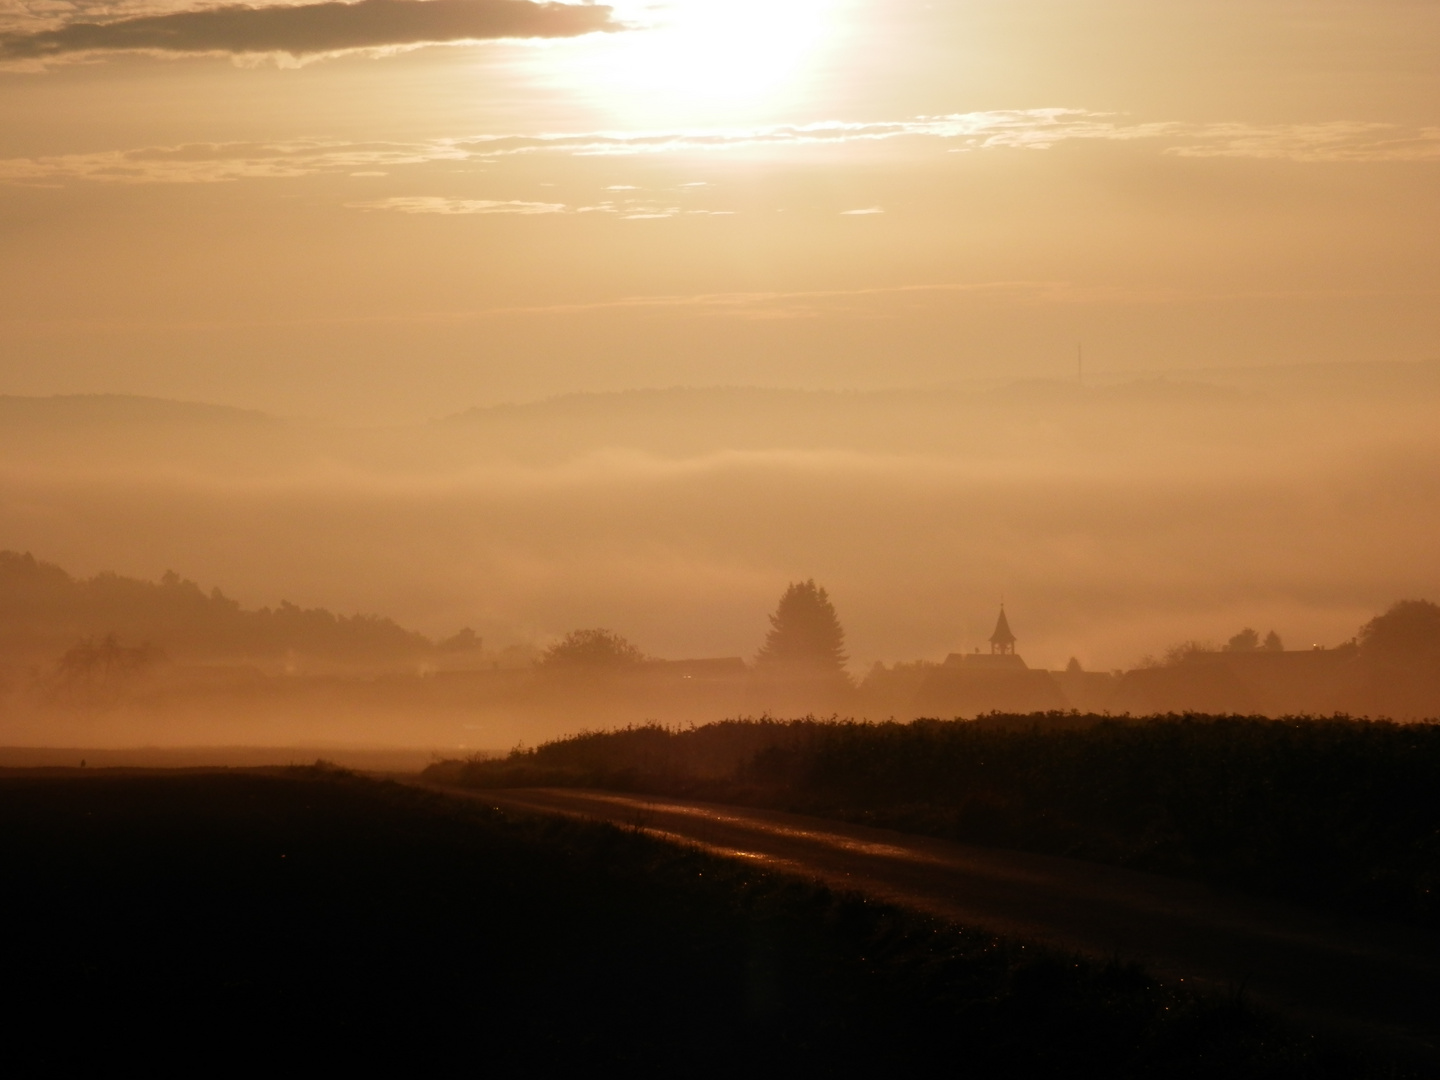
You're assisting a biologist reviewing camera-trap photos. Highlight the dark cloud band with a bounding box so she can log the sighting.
[0,0,617,61]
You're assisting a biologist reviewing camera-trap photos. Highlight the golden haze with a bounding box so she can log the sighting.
[0,1,1437,748]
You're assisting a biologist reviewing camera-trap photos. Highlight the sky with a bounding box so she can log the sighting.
[0,1,1438,682]
[1,0,1437,419]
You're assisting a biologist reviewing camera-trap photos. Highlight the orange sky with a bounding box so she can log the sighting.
[1,0,1436,419]
[0,1,1438,675]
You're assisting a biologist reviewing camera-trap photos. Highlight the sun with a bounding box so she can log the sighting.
[601,0,834,105]
[528,0,842,124]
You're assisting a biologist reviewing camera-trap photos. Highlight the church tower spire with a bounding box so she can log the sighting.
[989,606,1016,655]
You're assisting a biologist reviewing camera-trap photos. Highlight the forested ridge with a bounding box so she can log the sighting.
[0,550,437,664]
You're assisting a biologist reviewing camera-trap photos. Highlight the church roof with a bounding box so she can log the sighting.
[989,607,1016,646]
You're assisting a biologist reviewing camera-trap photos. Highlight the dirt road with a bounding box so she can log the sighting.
[441,785,1440,1059]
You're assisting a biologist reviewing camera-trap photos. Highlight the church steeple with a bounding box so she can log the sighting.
[989,606,1016,655]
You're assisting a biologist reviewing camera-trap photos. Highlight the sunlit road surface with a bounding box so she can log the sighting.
[436,785,1440,1059]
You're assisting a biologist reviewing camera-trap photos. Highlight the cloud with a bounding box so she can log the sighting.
[0,0,616,63]
[0,138,470,183]
[469,112,1440,164]
[1166,121,1440,163]
[4,111,1438,184]
[352,195,568,214]
[351,194,688,217]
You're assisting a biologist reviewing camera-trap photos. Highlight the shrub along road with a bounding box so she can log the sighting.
[431,784,1440,1062]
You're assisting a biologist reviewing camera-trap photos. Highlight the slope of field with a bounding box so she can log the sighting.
[429,715,1440,928]
[0,767,1377,1075]
[458,785,1440,1061]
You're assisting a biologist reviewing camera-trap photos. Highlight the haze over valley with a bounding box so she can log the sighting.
[4,0,1438,751]
[4,362,1439,748]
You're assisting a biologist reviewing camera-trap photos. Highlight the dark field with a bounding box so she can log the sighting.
[430,714,1440,928]
[0,767,1386,1075]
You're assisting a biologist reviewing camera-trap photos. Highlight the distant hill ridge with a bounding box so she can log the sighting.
[0,394,276,428]
[436,379,1247,425]
[436,359,1440,426]
[1,363,1437,474]
[0,550,441,666]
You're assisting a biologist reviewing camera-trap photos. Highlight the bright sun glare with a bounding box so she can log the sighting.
[532,0,841,123]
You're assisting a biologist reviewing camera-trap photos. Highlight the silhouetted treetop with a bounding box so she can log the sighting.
[1359,599,1440,661]
[1225,628,1260,653]
[1157,640,1211,667]
[438,627,481,653]
[540,628,646,669]
[755,580,847,673]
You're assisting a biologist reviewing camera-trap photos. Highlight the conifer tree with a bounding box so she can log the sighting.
[755,580,848,674]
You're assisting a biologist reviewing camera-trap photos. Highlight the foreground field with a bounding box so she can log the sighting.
[429,715,1440,928]
[459,785,1440,1061]
[0,767,1384,1075]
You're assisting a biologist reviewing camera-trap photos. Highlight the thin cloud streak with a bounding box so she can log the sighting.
[1167,121,1440,163]
[0,0,616,63]
[448,113,1440,164]
[352,196,570,215]
[351,194,739,218]
[3,111,1438,185]
[0,139,470,184]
